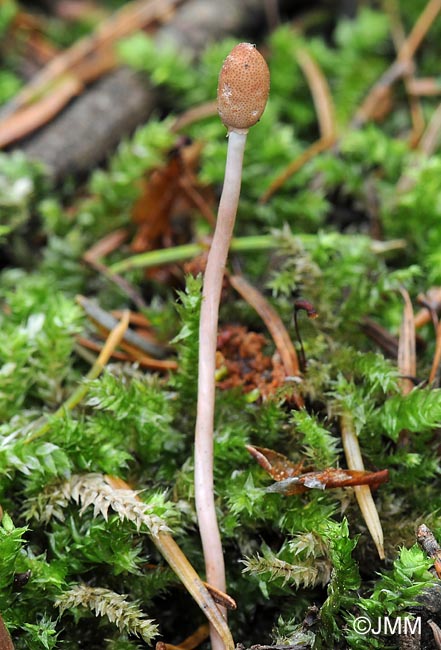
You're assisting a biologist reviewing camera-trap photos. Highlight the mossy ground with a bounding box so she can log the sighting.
[1,2,441,649]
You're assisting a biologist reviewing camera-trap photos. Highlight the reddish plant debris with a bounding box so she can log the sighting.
[215,325,286,398]
[229,274,301,382]
[266,467,389,496]
[247,444,389,495]
[131,139,212,254]
[246,445,307,482]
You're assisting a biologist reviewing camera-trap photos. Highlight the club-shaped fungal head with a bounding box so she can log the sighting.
[217,42,270,134]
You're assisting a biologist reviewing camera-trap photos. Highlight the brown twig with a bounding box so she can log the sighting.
[429,320,441,385]
[171,624,210,650]
[83,229,129,263]
[25,311,131,444]
[171,100,218,133]
[178,174,217,228]
[259,41,336,204]
[351,59,412,128]
[398,101,441,192]
[414,288,441,328]
[77,295,170,359]
[288,23,436,209]
[419,101,441,155]
[76,336,177,371]
[6,0,182,113]
[0,0,184,147]
[0,77,83,148]
[295,48,336,141]
[361,317,399,358]
[407,77,441,96]
[398,0,441,63]
[428,620,441,649]
[52,1,109,22]
[260,134,335,204]
[353,0,441,128]
[203,584,237,610]
[83,230,149,311]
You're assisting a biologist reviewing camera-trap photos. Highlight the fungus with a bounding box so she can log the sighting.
[194,43,270,650]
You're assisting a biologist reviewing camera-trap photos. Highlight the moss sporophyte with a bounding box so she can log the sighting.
[194,43,270,650]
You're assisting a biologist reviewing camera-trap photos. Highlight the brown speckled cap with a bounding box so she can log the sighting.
[217,43,270,133]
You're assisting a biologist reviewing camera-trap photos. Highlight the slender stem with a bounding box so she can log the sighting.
[194,130,247,650]
[108,235,405,275]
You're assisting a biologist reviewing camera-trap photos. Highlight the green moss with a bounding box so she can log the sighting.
[2,3,441,648]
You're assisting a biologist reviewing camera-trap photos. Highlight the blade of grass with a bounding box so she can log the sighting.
[109,234,404,275]
[340,412,385,560]
[108,236,277,274]
[398,287,416,395]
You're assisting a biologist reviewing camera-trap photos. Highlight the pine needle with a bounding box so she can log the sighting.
[340,412,385,559]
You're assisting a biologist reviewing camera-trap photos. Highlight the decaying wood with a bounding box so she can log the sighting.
[19,67,154,182]
[15,0,272,182]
